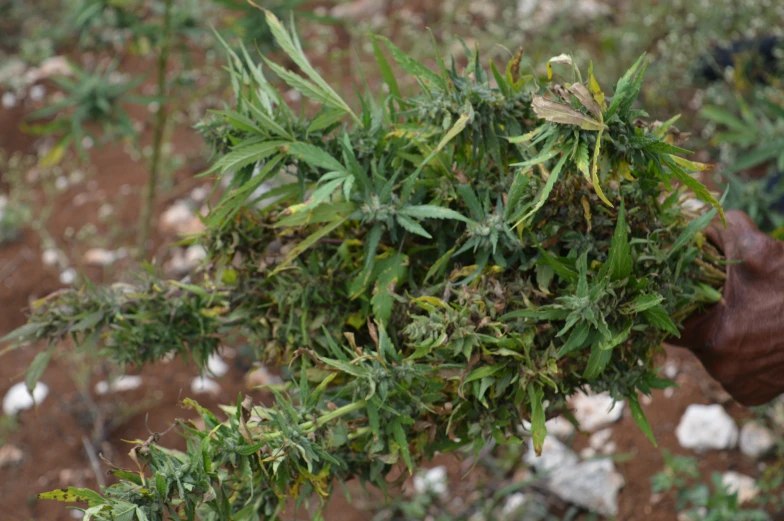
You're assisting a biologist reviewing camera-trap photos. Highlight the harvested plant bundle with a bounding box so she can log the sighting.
[4,12,726,521]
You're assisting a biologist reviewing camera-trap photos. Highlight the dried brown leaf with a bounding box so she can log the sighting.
[532,96,607,131]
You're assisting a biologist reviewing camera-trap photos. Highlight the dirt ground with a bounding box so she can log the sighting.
[0,16,779,521]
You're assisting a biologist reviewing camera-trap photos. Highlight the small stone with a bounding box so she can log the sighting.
[501,493,528,518]
[245,366,284,388]
[41,248,62,267]
[676,404,738,451]
[524,436,579,473]
[0,445,24,468]
[3,382,50,415]
[413,465,448,496]
[664,387,675,399]
[548,458,624,517]
[207,354,229,377]
[2,92,17,109]
[739,422,776,459]
[521,416,575,441]
[190,186,208,203]
[184,245,207,269]
[580,447,597,459]
[160,201,204,235]
[589,428,613,452]
[722,472,759,504]
[94,375,142,395]
[55,176,69,191]
[568,391,624,432]
[190,376,220,395]
[29,84,46,101]
[663,360,679,380]
[84,248,117,266]
[59,268,77,285]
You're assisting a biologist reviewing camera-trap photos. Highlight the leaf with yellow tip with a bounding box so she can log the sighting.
[546,54,573,80]
[618,160,636,181]
[587,61,605,109]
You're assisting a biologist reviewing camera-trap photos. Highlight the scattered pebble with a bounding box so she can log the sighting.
[29,84,46,101]
[721,471,759,504]
[190,186,208,203]
[675,404,738,451]
[160,200,204,235]
[739,422,776,459]
[245,366,284,388]
[207,354,229,377]
[413,465,448,496]
[589,428,616,455]
[190,376,220,395]
[94,375,143,395]
[83,248,117,266]
[548,458,624,517]
[500,492,529,519]
[3,382,50,415]
[663,360,679,379]
[0,445,24,468]
[184,244,207,268]
[524,436,579,474]
[41,248,62,267]
[568,390,625,432]
[1,92,17,109]
[546,416,575,440]
[55,176,69,191]
[59,268,77,285]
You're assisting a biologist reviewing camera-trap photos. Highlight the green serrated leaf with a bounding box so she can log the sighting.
[628,392,657,447]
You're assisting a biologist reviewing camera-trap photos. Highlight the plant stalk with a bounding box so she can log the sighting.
[137,0,173,256]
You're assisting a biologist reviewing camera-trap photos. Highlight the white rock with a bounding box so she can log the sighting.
[184,245,207,269]
[0,444,23,468]
[722,472,759,504]
[160,201,204,235]
[546,416,576,440]
[29,84,46,101]
[2,92,17,109]
[524,436,579,474]
[41,248,62,267]
[768,395,784,430]
[246,366,284,388]
[3,382,49,415]
[190,186,208,203]
[190,376,220,395]
[501,493,528,518]
[59,268,77,285]
[84,248,117,266]
[568,391,624,432]
[94,375,142,395]
[521,416,574,440]
[55,176,69,191]
[413,465,448,496]
[589,428,613,451]
[663,360,679,379]
[675,404,738,451]
[739,422,776,459]
[207,354,229,377]
[548,458,624,517]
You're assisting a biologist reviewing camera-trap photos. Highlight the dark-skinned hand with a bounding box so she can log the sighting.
[669,209,784,406]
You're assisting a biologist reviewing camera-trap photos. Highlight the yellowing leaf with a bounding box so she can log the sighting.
[618,160,635,181]
[580,195,592,232]
[39,487,105,504]
[532,97,607,131]
[587,61,606,108]
[671,155,711,172]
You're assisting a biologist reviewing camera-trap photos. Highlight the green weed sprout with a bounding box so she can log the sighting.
[3,12,727,521]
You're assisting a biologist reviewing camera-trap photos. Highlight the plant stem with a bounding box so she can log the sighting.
[255,400,367,441]
[137,0,173,256]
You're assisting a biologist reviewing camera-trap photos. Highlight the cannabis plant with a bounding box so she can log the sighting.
[4,11,727,521]
[26,60,144,161]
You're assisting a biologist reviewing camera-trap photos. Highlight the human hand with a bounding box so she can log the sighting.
[671,210,784,406]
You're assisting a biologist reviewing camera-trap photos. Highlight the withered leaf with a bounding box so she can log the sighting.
[532,96,607,131]
[568,83,603,119]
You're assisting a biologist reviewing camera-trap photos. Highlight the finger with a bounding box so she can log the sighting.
[704,210,758,253]
[666,304,722,352]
